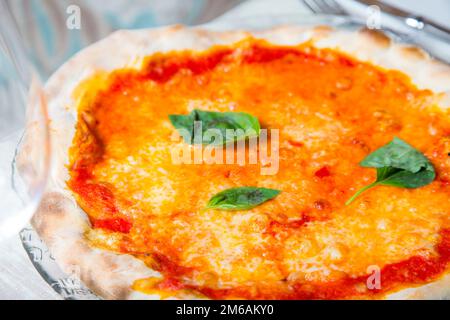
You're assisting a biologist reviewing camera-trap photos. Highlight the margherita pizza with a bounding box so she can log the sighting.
[29,25,450,299]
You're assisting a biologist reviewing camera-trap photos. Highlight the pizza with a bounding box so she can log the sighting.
[28,25,450,299]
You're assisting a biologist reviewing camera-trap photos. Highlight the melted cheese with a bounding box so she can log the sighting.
[69,39,450,299]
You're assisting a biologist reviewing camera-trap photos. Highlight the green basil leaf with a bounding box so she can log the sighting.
[206,187,280,210]
[346,137,435,205]
[169,109,261,145]
[168,112,196,144]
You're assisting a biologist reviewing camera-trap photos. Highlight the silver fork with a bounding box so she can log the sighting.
[301,0,346,15]
[300,0,450,63]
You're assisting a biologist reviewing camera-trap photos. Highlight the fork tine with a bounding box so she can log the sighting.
[314,0,344,15]
[323,0,346,15]
[301,0,321,14]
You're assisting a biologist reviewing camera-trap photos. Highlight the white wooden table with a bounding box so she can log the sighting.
[0,0,449,300]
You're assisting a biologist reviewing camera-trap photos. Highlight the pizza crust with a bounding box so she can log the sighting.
[26,25,450,299]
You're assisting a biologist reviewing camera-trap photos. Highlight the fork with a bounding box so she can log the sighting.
[301,0,346,15]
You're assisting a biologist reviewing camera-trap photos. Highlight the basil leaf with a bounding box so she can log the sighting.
[169,109,261,145]
[168,111,196,142]
[345,137,435,205]
[206,187,280,210]
[376,168,435,188]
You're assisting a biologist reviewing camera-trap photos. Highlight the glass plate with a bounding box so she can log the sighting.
[20,13,449,300]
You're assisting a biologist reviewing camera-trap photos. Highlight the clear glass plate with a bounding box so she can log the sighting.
[20,13,450,300]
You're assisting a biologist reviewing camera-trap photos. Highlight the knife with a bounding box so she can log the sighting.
[356,0,450,42]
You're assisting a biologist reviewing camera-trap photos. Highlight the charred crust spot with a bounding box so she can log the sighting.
[168,24,184,32]
[36,192,72,217]
[400,46,429,60]
[313,25,333,38]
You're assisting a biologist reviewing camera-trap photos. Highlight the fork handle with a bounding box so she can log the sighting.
[422,20,450,43]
